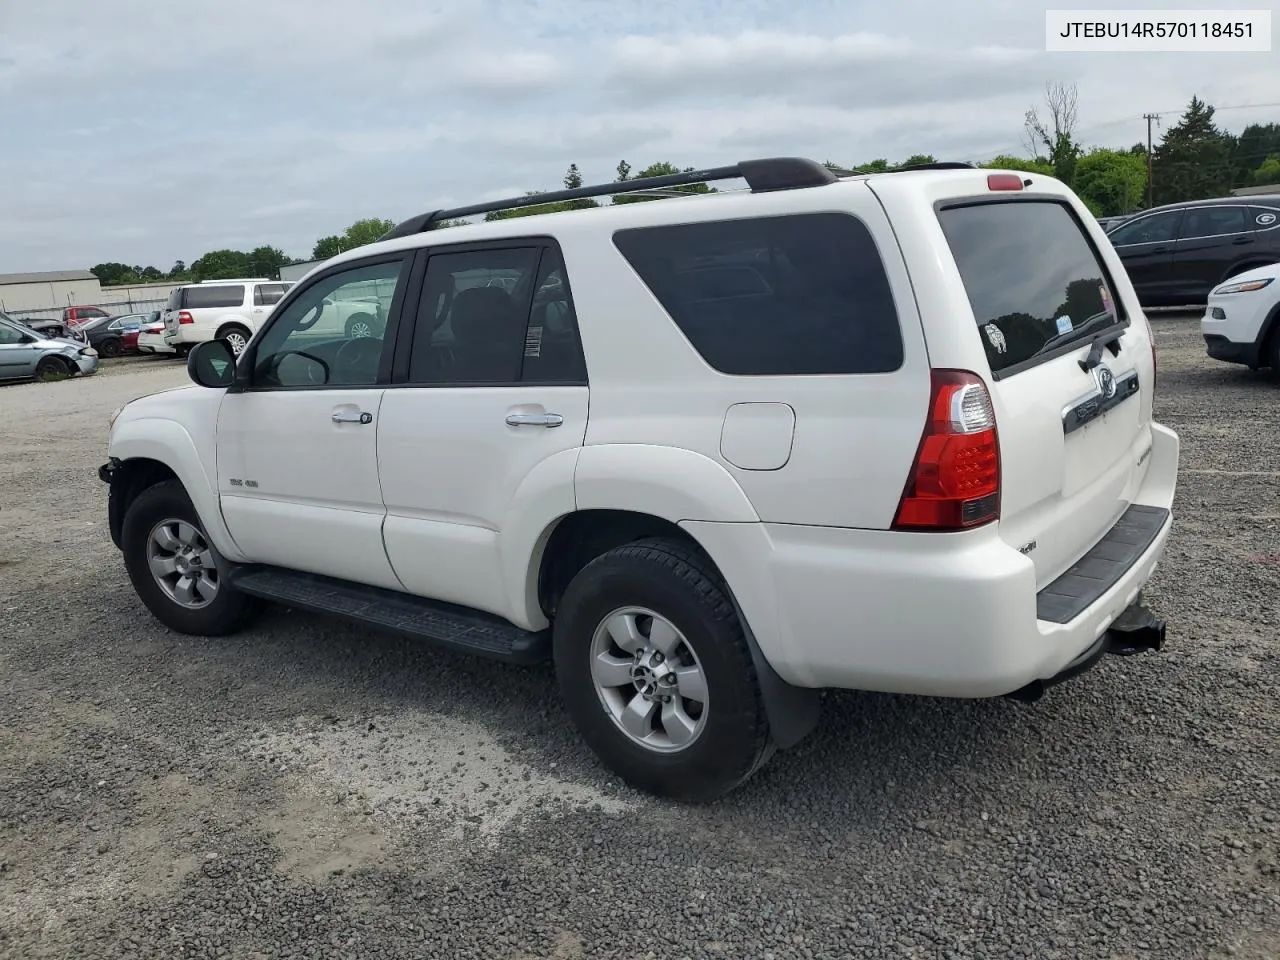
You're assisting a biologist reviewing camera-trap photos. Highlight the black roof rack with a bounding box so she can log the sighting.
[377,157,838,242]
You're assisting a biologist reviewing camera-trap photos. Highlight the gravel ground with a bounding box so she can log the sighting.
[1,322,1277,960]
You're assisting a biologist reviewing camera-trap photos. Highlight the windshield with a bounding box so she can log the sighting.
[0,312,47,339]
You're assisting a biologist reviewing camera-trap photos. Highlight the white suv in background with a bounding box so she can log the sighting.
[162,279,293,356]
[102,158,1179,801]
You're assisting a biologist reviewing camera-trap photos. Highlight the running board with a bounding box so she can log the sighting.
[226,565,550,665]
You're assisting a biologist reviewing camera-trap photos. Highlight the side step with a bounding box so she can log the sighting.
[226,565,550,665]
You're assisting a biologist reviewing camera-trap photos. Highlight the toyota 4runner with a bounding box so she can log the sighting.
[100,158,1180,801]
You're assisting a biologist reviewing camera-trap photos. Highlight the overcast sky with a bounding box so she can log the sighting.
[1,0,1275,272]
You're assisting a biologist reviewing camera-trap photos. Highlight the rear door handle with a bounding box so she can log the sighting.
[506,412,564,428]
[332,409,373,424]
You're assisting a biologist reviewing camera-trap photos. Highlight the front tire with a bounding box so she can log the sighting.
[121,480,260,636]
[553,537,772,802]
[35,356,71,380]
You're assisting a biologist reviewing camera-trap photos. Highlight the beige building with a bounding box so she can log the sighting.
[0,270,101,312]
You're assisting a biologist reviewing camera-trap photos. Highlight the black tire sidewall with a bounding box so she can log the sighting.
[121,480,255,636]
[36,356,69,378]
[553,543,768,801]
[100,338,121,357]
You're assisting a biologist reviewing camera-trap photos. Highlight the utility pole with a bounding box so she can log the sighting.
[1143,112,1159,207]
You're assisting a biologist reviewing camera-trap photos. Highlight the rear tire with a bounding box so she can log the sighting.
[552,537,772,802]
[217,324,252,356]
[121,480,260,636]
[99,337,122,358]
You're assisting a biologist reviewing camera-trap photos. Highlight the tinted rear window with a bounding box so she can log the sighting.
[182,285,245,309]
[254,283,289,306]
[612,213,903,376]
[937,200,1125,376]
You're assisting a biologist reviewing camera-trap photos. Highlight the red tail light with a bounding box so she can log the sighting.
[893,370,1000,531]
[986,173,1024,191]
[178,311,194,325]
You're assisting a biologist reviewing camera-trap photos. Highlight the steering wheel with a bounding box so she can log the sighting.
[335,335,382,382]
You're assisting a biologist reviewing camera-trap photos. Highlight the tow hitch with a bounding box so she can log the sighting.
[1104,602,1166,656]
[1006,600,1166,703]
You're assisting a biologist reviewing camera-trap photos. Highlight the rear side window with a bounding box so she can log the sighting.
[254,283,289,306]
[182,285,245,309]
[937,200,1125,377]
[612,213,903,376]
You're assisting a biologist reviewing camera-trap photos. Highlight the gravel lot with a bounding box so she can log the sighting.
[1,320,1277,960]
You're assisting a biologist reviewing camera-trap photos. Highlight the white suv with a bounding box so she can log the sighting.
[101,158,1180,801]
[162,279,293,356]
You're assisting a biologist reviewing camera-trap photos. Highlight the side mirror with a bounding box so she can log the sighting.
[187,339,237,388]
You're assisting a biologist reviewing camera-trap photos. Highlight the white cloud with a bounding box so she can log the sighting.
[0,0,1276,271]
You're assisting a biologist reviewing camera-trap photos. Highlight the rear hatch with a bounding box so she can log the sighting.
[873,173,1157,589]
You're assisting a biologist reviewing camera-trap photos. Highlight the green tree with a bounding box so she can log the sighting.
[247,245,291,280]
[983,154,1054,177]
[612,161,717,204]
[899,154,937,167]
[1023,81,1082,184]
[89,262,136,286]
[312,218,397,260]
[168,260,188,280]
[1151,96,1234,205]
[1073,148,1148,216]
[853,159,891,173]
[139,266,164,281]
[190,249,253,282]
[312,236,344,259]
[615,160,631,182]
[1234,123,1280,186]
[564,163,583,189]
[1253,155,1280,186]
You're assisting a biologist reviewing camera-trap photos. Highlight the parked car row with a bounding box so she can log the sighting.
[0,310,100,382]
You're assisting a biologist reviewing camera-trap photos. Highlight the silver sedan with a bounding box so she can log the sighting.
[0,311,100,381]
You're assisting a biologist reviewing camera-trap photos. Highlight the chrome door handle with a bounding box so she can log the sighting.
[332,410,373,424]
[505,412,564,428]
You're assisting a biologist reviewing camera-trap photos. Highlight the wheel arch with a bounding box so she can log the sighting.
[531,508,819,750]
[106,420,246,562]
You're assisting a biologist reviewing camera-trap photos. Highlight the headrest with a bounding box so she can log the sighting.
[450,286,520,346]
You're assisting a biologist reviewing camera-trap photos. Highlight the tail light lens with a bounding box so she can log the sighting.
[178,311,194,325]
[893,370,1000,531]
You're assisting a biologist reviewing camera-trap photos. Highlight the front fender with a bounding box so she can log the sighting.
[574,444,760,523]
[108,418,246,562]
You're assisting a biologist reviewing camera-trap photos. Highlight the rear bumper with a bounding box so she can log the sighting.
[684,421,1180,697]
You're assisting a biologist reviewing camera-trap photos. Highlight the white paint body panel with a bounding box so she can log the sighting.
[1200,263,1280,347]
[376,386,588,628]
[215,390,402,589]
[107,167,1182,699]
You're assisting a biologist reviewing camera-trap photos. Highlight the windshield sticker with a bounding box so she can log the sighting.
[1257,212,1277,226]
[1056,315,1074,336]
[983,323,1008,354]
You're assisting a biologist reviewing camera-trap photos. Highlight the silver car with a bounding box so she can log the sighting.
[0,311,100,382]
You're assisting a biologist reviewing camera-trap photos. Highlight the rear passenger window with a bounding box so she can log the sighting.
[612,213,903,376]
[408,246,586,384]
[938,200,1125,376]
[254,283,289,306]
[182,285,245,309]
[1180,206,1247,239]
